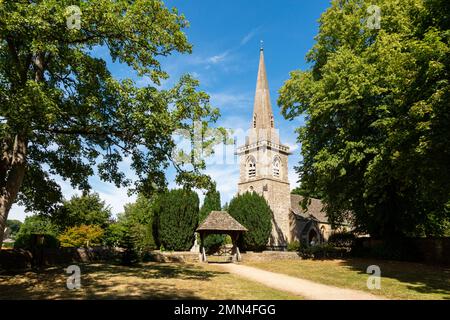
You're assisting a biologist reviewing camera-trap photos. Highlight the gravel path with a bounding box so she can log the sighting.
[216,263,387,300]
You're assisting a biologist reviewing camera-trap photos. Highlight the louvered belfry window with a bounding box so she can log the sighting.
[248,157,256,178]
[273,157,280,177]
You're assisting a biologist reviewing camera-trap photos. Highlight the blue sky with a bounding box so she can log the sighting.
[9,0,331,221]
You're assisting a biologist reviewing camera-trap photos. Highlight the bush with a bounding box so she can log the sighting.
[119,222,141,266]
[228,192,272,251]
[287,240,301,252]
[103,222,126,247]
[14,233,60,250]
[224,235,232,245]
[14,215,60,250]
[122,194,156,250]
[128,222,155,254]
[58,225,104,248]
[328,232,356,248]
[299,243,348,259]
[153,189,199,251]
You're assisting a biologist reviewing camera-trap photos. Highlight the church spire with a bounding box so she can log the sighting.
[252,46,274,130]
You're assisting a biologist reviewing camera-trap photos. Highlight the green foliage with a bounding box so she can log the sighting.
[119,193,156,250]
[52,193,111,231]
[101,194,157,264]
[14,234,60,250]
[287,240,301,252]
[123,194,154,226]
[199,189,225,253]
[328,232,357,248]
[120,232,141,266]
[6,220,22,238]
[0,0,224,246]
[279,0,450,239]
[15,215,58,237]
[14,215,59,249]
[291,186,323,200]
[299,243,348,259]
[199,189,221,221]
[103,222,127,248]
[224,235,233,245]
[153,189,199,251]
[228,192,272,251]
[58,225,104,248]
[129,222,154,254]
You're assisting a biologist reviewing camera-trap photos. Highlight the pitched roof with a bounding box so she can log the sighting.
[197,211,248,232]
[290,194,328,223]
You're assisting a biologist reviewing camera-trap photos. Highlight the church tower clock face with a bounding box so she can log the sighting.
[236,47,292,249]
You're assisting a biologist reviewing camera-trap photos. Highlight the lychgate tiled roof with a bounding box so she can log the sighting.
[197,211,248,232]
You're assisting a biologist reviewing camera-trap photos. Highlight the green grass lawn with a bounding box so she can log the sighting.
[0,262,301,300]
[244,258,450,300]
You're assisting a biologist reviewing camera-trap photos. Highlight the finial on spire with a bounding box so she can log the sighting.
[260,40,264,51]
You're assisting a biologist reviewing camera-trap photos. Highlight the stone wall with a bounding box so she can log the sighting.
[0,248,203,272]
[0,246,122,271]
[146,251,199,263]
[240,251,300,262]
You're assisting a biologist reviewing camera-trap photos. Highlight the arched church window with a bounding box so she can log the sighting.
[320,225,326,240]
[253,115,257,128]
[247,156,256,178]
[273,156,280,178]
[270,115,274,128]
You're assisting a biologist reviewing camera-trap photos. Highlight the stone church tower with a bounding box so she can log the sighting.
[237,48,291,249]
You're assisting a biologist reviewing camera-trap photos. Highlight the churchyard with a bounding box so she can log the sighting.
[1,0,449,304]
[1,254,448,300]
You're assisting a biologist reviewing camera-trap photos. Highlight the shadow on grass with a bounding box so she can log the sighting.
[337,258,450,299]
[0,262,229,300]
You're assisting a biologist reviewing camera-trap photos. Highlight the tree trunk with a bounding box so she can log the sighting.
[0,135,27,248]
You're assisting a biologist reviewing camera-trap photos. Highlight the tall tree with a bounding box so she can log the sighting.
[153,189,199,251]
[278,0,450,239]
[118,193,156,252]
[51,192,111,231]
[228,192,272,251]
[0,0,221,245]
[122,193,154,226]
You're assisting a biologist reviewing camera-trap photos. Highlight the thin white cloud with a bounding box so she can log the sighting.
[285,142,300,152]
[208,51,230,64]
[97,188,136,216]
[240,27,261,46]
[288,167,300,190]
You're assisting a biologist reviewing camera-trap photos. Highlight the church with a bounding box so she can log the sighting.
[236,47,344,250]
